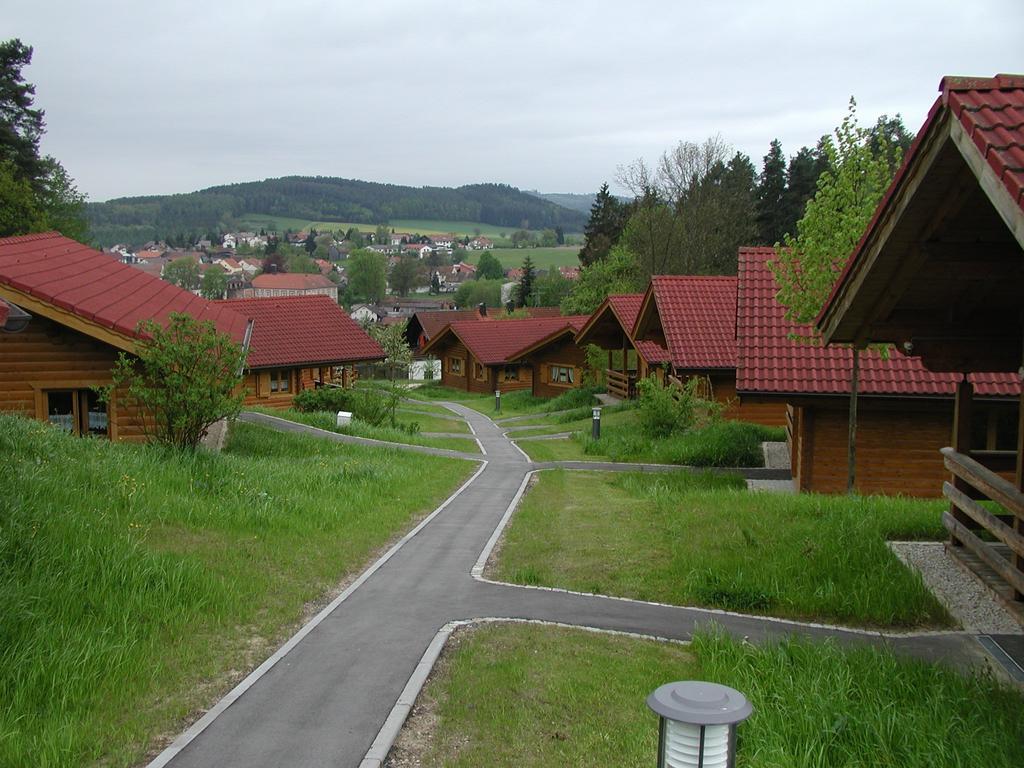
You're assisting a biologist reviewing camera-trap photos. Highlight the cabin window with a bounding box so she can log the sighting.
[269,369,291,393]
[448,356,464,376]
[474,361,487,381]
[44,389,109,437]
[548,364,575,386]
[502,366,520,383]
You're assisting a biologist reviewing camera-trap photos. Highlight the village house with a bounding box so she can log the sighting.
[633,275,786,425]
[247,272,338,301]
[421,315,587,396]
[467,236,493,250]
[816,74,1023,601]
[737,246,1018,497]
[0,232,250,441]
[349,303,381,324]
[218,295,384,408]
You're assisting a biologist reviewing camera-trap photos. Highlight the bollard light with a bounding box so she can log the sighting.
[495,389,501,414]
[647,681,752,768]
[592,406,601,440]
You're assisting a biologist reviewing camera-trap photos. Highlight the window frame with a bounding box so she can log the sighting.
[448,356,465,377]
[547,363,576,387]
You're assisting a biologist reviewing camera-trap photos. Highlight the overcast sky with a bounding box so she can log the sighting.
[9,0,1023,202]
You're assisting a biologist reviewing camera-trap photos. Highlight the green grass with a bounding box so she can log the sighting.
[493,469,952,628]
[462,246,581,269]
[250,408,480,453]
[0,415,470,766]
[517,420,785,466]
[508,407,638,438]
[237,214,567,240]
[408,384,606,420]
[393,410,470,435]
[410,623,1024,768]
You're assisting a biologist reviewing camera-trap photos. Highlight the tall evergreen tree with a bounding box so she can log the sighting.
[781,146,821,239]
[756,139,788,245]
[578,182,628,267]
[515,255,536,308]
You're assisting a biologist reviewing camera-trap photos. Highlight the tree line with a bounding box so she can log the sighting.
[568,117,912,312]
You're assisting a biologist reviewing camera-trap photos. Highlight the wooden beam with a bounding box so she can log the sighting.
[943,512,1024,596]
[0,285,138,354]
[949,114,1024,250]
[950,378,975,544]
[944,482,1024,559]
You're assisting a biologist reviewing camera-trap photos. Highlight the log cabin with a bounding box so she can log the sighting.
[573,294,670,399]
[420,315,588,396]
[738,245,1018,497]
[632,275,787,426]
[217,296,385,409]
[0,232,250,441]
[817,74,1023,608]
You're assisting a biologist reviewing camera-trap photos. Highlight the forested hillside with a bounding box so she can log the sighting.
[86,177,588,246]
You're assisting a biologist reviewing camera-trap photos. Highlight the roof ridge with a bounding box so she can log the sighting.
[941,74,1024,93]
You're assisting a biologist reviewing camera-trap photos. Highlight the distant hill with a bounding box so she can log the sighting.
[524,191,597,214]
[86,177,589,247]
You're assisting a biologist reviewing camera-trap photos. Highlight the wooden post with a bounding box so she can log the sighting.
[846,346,860,495]
[950,376,975,547]
[1015,367,1024,601]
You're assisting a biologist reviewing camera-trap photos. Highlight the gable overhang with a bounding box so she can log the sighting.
[574,298,635,350]
[818,100,1024,373]
[508,325,578,361]
[632,282,665,347]
[0,283,139,353]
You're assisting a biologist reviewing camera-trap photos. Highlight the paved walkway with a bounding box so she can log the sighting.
[155,404,996,768]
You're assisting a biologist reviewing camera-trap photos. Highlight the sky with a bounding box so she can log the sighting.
[8,0,1024,202]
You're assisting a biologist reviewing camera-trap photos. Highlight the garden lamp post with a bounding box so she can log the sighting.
[647,681,752,768]
[495,389,501,414]
[592,406,601,439]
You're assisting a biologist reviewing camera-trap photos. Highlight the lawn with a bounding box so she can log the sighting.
[250,408,480,453]
[407,383,603,419]
[0,415,470,766]
[393,410,471,435]
[516,420,785,466]
[462,245,581,270]
[507,406,637,438]
[401,623,1024,768]
[237,214,565,241]
[492,469,952,628]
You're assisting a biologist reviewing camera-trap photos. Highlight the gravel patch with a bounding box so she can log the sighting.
[889,541,1023,634]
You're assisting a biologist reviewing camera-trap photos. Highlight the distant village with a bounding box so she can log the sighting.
[107,228,580,324]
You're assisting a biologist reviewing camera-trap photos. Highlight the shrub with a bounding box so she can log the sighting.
[636,377,697,437]
[350,386,399,427]
[293,387,356,413]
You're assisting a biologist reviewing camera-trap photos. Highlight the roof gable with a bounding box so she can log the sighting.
[575,293,669,365]
[423,315,587,365]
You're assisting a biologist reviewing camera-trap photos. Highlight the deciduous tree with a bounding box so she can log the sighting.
[475,250,504,280]
[560,246,642,315]
[347,248,387,303]
[162,258,200,291]
[104,313,247,449]
[389,254,420,297]
[200,265,227,299]
[771,98,903,493]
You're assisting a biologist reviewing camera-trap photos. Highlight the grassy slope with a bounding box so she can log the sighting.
[494,470,952,628]
[408,383,602,419]
[0,416,470,766]
[250,408,479,453]
[413,624,1024,768]
[238,215,554,239]
[462,246,581,269]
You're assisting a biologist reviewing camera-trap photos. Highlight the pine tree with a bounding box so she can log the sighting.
[515,255,535,308]
[781,146,820,239]
[578,182,628,267]
[756,139,788,245]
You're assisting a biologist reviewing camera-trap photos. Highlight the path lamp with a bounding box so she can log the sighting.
[592,406,601,440]
[495,389,501,414]
[647,681,752,768]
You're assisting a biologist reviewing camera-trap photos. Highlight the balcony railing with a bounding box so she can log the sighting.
[605,369,636,400]
[941,447,1024,605]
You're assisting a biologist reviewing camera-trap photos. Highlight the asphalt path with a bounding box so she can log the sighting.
[152,403,993,768]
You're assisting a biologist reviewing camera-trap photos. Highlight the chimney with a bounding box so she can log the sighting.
[269,264,278,274]
[478,302,487,317]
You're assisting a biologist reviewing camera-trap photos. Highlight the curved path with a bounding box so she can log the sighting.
[153,403,992,768]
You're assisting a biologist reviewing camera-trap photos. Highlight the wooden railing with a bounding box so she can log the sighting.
[941,447,1024,601]
[605,369,636,400]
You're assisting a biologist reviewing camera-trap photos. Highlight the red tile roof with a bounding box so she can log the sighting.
[606,294,670,364]
[218,295,383,368]
[737,247,1018,397]
[646,276,737,370]
[416,309,485,341]
[251,273,336,290]
[0,232,249,345]
[424,315,587,365]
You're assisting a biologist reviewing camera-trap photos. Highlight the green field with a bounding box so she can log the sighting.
[462,246,580,270]
[237,214,580,241]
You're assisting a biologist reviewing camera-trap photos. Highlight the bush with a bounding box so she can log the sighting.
[636,377,698,437]
[577,420,777,467]
[293,387,356,413]
[350,386,399,427]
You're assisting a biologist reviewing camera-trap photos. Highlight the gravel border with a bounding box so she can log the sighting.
[889,541,1023,635]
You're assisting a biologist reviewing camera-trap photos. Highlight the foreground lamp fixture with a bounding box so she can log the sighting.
[495,389,501,413]
[647,681,752,768]
[592,406,602,439]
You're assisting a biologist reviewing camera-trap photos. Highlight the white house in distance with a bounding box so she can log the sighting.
[468,236,493,250]
[349,303,380,324]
